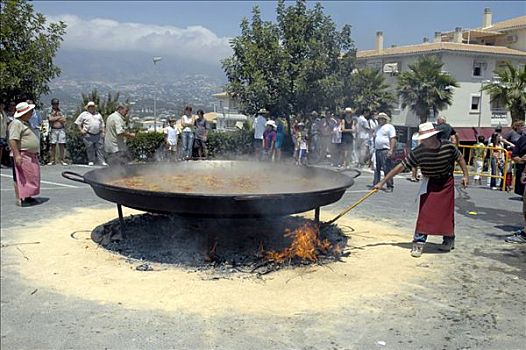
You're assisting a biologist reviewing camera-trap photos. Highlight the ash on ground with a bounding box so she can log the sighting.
[91,214,349,278]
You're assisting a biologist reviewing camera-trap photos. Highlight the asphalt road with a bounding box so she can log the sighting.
[1,162,525,349]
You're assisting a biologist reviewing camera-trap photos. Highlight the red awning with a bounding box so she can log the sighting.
[455,127,511,142]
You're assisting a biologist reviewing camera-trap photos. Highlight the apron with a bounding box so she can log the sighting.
[14,151,40,199]
[415,176,454,236]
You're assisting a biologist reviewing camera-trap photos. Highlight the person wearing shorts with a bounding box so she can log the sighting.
[296,123,308,166]
[165,118,180,161]
[47,98,67,165]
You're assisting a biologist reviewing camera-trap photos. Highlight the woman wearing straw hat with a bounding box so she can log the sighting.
[8,102,42,207]
[374,122,469,257]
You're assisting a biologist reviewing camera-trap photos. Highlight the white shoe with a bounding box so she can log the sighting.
[61,162,68,166]
[88,162,94,166]
[101,162,108,166]
[47,162,55,166]
[411,242,425,258]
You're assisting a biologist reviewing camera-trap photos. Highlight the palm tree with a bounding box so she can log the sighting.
[397,56,459,123]
[482,62,526,122]
[349,67,396,114]
[74,89,126,120]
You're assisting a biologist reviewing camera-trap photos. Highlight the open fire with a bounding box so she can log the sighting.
[261,224,339,263]
[93,213,348,276]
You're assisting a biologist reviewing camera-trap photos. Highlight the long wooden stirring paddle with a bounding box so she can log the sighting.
[324,188,379,225]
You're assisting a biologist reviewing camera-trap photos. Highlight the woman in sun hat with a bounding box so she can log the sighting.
[8,102,41,207]
[263,119,277,161]
[374,122,469,258]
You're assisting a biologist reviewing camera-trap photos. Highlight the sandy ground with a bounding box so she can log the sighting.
[4,207,435,317]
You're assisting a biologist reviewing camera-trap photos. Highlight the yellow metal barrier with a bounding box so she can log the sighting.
[455,144,514,192]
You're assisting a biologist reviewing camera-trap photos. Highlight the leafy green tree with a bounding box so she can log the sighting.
[349,67,396,115]
[222,0,355,118]
[277,0,355,114]
[222,6,287,116]
[397,55,458,123]
[0,0,67,104]
[482,62,526,122]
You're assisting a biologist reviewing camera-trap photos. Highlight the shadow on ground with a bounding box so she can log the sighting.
[455,187,522,229]
[352,241,452,255]
[90,214,348,274]
[473,247,526,279]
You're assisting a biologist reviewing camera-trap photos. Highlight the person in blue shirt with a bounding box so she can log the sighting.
[26,99,42,142]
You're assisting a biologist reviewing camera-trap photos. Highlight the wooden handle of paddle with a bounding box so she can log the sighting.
[325,189,378,225]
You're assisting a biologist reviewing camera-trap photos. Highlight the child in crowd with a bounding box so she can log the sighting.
[473,135,486,185]
[295,122,308,166]
[505,149,513,192]
[165,118,180,161]
[487,132,505,190]
[262,120,277,161]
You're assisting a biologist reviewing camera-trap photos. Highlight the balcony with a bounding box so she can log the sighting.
[490,108,510,127]
[490,107,508,116]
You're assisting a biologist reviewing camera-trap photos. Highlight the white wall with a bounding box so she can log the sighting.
[495,28,526,52]
[360,52,525,128]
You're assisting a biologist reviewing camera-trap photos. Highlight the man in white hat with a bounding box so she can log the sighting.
[374,122,469,257]
[47,98,67,165]
[8,102,42,206]
[75,101,107,166]
[254,108,268,161]
[372,112,396,192]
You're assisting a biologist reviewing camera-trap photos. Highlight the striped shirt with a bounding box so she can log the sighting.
[401,140,461,178]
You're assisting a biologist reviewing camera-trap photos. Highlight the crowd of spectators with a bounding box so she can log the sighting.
[252,107,390,171]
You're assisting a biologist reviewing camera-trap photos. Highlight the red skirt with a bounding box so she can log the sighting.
[415,176,454,236]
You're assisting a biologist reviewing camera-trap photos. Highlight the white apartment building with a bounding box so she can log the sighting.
[210,92,248,130]
[356,9,526,141]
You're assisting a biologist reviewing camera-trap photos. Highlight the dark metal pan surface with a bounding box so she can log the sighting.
[62,161,355,217]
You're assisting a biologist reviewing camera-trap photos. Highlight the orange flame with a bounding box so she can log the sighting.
[264,224,331,263]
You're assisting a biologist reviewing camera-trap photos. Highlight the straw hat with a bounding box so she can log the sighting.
[344,107,353,113]
[412,122,440,140]
[257,108,269,114]
[14,102,36,119]
[85,101,96,109]
[377,112,391,122]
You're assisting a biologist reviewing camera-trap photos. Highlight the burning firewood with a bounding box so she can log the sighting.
[263,224,332,263]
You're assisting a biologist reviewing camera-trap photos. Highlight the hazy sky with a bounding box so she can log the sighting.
[33,1,525,65]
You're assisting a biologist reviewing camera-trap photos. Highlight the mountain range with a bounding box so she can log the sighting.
[42,49,228,111]
[54,49,227,83]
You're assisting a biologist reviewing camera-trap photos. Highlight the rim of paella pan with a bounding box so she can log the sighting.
[80,162,354,199]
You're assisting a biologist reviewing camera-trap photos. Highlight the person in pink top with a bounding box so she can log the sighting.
[262,120,277,161]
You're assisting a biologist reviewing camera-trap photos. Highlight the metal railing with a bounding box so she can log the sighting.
[455,144,513,192]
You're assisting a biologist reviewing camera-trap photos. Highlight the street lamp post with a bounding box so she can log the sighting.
[478,79,491,128]
[152,56,162,132]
